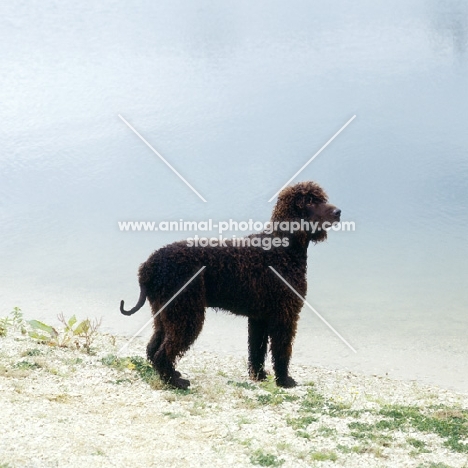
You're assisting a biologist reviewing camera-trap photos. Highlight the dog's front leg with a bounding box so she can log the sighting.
[269,320,298,388]
[248,318,269,381]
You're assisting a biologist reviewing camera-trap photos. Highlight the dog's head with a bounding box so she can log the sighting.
[271,181,341,243]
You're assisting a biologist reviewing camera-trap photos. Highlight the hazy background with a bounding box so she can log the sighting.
[1,0,467,391]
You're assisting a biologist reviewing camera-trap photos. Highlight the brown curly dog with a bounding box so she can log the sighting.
[121,181,341,389]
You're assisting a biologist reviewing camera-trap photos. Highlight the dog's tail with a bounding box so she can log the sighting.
[120,284,147,316]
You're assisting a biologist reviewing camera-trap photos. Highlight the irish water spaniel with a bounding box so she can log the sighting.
[121,181,341,389]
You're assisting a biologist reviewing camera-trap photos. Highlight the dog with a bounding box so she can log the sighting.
[121,181,340,389]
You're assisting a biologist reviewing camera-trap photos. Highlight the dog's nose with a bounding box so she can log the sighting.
[334,209,341,218]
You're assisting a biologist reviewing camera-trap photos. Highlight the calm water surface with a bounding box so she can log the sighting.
[0,1,467,390]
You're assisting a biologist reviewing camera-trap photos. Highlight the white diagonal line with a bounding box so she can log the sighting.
[268,266,357,353]
[118,114,207,203]
[268,115,356,202]
[118,266,206,355]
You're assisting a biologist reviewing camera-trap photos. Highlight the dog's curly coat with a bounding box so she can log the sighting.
[121,181,341,389]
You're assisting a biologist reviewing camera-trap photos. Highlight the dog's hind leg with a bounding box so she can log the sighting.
[147,316,164,361]
[248,318,269,381]
[147,310,182,378]
[153,301,205,389]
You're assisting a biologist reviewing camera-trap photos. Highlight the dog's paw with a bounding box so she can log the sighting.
[249,369,268,381]
[169,376,191,390]
[276,376,297,388]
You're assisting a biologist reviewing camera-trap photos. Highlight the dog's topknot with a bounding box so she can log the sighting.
[271,181,328,222]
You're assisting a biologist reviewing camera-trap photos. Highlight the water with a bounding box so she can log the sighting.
[1,0,467,391]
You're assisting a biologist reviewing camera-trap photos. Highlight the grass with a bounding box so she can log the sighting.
[98,352,468,458]
[317,425,338,437]
[310,450,338,462]
[21,348,43,357]
[250,449,284,467]
[407,437,430,454]
[227,380,257,390]
[286,415,317,430]
[2,307,468,467]
[101,354,166,389]
[13,360,42,370]
[416,463,456,468]
[378,405,468,453]
[255,376,299,405]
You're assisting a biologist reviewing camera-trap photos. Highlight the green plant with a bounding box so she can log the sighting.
[379,404,468,453]
[21,348,43,357]
[227,380,257,390]
[250,449,284,467]
[28,314,101,352]
[0,307,27,336]
[58,312,102,352]
[256,376,298,405]
[286,415,317,430]
[310,450,338,462]
[101,354,165,389]
[407,437,430,453]
[416,463,454,468]
[301,387,326,411]
[11,307,26,332]
[317,425,338,437]
[14,360,42,370]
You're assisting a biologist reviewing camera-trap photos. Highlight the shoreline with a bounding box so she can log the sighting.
[1,327,468,467]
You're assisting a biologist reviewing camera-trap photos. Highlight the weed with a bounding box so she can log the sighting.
[317,425,337,437]
[21,348,43,357]
[416,463,454,468]
[256,376,298,405]
[237,416,252,426]
[101,354,130,371]
[379,404,468,453]
[407,437,430,453]
[336,444,354,453]
[188,400,207,416]
[0,307,27,336]
[227,380,257,390]
[286,415,317,430]
[127,356,156,383]
[65,358,83,365]
[327,401,352,416]
[113,378,133,385]
[236,396,260,410]
[28,314,101,353]
[276,442,291,451]
[162,411,184,419]
[57,312,102,352]
[348,421,392,446]
[310,450,338,462]
[250,449,284,467]
[13,360,42,370]
[301,387,326,412]
[101,354,165,390]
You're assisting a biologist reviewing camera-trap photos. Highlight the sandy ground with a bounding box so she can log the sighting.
[1,328,468,468]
